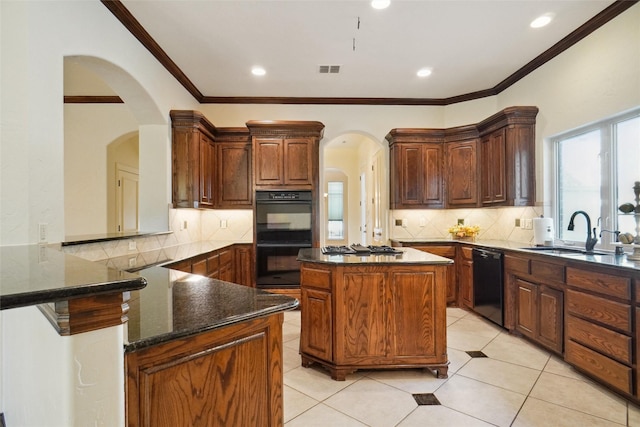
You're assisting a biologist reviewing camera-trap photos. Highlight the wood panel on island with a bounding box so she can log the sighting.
[387,106,538,209]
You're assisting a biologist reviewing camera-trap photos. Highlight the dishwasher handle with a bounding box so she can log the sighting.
[472,248,503,260]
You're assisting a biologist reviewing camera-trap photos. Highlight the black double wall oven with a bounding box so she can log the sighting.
[255,191,313,289]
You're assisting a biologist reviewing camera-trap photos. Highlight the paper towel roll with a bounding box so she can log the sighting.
[533,217,554,246]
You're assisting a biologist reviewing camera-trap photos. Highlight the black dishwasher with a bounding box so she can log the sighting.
[472,248,504,327]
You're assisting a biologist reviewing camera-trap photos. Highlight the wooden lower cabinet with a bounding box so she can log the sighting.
[299,262,448,380]
[514,278,563,353]
[125,313,284,427]
[164,244,253,285]
[458,246,473,308]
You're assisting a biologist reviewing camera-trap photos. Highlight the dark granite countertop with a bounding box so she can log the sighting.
[297,247,453,265]
[0,245,147,310]
[125,265,298,352]
[391,238,640,272]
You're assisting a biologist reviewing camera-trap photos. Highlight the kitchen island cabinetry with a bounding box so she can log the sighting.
[298,248,451,380]
[247,121,324,190]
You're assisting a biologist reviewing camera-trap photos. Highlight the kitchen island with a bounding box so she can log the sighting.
[297,247,452,380]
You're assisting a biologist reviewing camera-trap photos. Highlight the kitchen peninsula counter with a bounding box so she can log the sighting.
[297,247,452,380]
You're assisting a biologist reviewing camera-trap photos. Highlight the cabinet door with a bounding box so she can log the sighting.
[199,133,215,207]
[336,272,386,362]
[217,142,252,208]
[537,285,563,353]
[300,288,332,361]
[446,139,478,207]
[423,143,444,207]
[506,123,536,206]
[254,138,284,185]
[459,258,473,308]
[233,244,255,287]
[515,278,537,338]
[172,128,202,209]
[284,138,313,186]
[481,128,506,205]
[398,144,423,206]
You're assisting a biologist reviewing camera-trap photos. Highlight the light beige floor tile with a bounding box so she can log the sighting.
[446,329,496,351]
[285,403,367,427]
[365,368,448,394]
[512,397,625,427]
[457,357,540,395]
[283,336,300,351]
[529,372,627,424]
[283,345,302,373]
[284,365,362,401]
[543,355,589,381]
[446,347,472,374]
[284,310,301,326]
[282,321,301,343]
[397,405,494,427]
[284,385,319,423]
[446,307,470,319]
[324,378,417,427]
[447,315,503,338]
[629,403,640,426]
[435,374,526,426]
[482,331,550,370]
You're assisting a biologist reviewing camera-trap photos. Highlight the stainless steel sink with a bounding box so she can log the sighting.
[519,246,610,256]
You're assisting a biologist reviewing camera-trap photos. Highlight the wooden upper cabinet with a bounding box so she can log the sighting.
[171,111,253,209]
[247,120,324,190]
[387,129,445,209]
[216,128,253,208]
[477,106,538,206]
[480,128,506,205]
[445,127,479,208]
[171,110,217,209]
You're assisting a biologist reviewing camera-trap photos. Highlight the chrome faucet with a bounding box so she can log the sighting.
[568,211,598,253]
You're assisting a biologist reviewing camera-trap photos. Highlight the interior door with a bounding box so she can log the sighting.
[116,164,139,232]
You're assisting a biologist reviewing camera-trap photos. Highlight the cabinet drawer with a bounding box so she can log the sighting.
[566,267,630,300]
[504,254,530,275]
[566,314,631,364]
[206,252,219,272]
[531,260,564,283]
[460,246,473,260]
[565,340,632,394]
[566,289,631,332]
[301,266,332,291]
[218,249,233,266]
[192,257,208,276]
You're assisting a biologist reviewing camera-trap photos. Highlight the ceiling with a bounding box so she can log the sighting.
[69,0,635,105]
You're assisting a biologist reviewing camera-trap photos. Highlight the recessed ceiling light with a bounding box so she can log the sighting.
[251,66,266,76]
[417,68,432,78]
[371,0,390,10]
[530,13,554,28]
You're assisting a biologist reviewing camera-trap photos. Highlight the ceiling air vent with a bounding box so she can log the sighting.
[318,65,341,74]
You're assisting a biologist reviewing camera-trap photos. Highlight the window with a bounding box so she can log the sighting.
[553,109,640,250]
[327,181,345,240]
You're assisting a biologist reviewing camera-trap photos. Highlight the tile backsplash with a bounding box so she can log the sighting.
[62,208,254,262]
[389,206,544,244]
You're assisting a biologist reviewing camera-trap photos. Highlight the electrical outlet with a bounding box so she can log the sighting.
[220,219,228,229]
[128,240,136,251]
[128,257,136,268]
[515,218,521,227]
[38,223,48,243]
[402,218,407,228]
[395,219,403,226]
[419,217,426,227]
[457,218,465,225]
[524,219,533,230]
